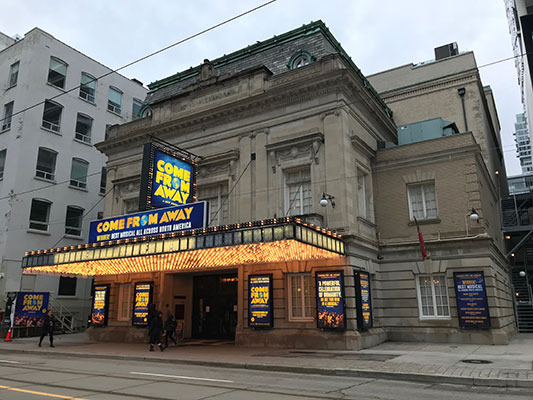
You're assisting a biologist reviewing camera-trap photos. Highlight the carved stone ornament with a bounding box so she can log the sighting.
[265,131,324,173]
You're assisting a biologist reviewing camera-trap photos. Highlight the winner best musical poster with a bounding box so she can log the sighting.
[454,272,491,329]
[316,271,346,330]
[248,275,273,328]
[91,285,109,326]
[132,282,153,326]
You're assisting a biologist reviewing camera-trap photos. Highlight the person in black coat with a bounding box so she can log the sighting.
[38,310,55,347]
[164,312,178,348]
[149,310,164,352]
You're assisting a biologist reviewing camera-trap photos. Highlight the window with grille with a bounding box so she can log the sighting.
[198,183,228,226]
[29,199,51,231]
[65,206,84,236]
[58,277,77,296]
[36,147,57,181]
[2,101,13,131]
[8,61,19,87]
[108,87,122,114]
[42,101,62,132]
[75,113,93,143]
[47,57,67,89]
[0,149,6,180]
[117,284,132,321]
[416,274,450,318]
[407,181,437,220]
[284,167,311,216]
[132,98,143,119]
[70,158,88,189]
[288,274,315,320]
[79,72,96,103]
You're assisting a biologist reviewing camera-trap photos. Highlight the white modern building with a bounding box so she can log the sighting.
[514,113,533,173]
[0,28,146,327]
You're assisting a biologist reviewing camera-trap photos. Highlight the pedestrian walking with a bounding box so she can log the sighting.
[38,310,55,348]
[164,312,178,349]
[148,310,164,352]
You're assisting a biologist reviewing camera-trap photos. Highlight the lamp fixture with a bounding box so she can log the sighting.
[469,208,479,223]
[320,193,335,208]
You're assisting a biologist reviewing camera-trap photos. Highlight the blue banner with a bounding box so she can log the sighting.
[133,282,152,326]
[454,272,490,329]
[14,292,49,327]
[316,271,345,330]
[91,285,109,326]
[151,149,195,209]
[89,202,207,243]
[249,275,273,328]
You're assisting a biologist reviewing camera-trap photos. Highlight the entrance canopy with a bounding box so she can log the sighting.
[22,218,344,278]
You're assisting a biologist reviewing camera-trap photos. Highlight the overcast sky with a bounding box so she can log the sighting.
[3,0,524,175]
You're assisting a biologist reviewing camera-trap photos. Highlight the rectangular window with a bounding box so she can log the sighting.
[47,57,67,89]
[198,183,228,226]
[36,147,57,181]
[285,167,311,216]
[357,170,371,220]
[8,61,19,87]
[416,274,450,319]
[74,113,93,143]
[105,124,112,141]
[108,87,122,114]
[132,98,143,119]
[29,199,51,231]
[117,283,132,321]
[42,101,62,132]
[2,101,13,131]
[100,167,107,194]
[407,181,437,220]
[0,149,6,180]
[288,274,314,320]
[65,206,84,236]
[70,158,88,189]
[79,72,96,103]
[58,276,77,296]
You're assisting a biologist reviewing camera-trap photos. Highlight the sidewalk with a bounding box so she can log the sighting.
[1,332,533,388]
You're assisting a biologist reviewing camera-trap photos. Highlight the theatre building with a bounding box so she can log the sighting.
[21,21,515,348]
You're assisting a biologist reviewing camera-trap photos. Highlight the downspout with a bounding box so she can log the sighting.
[458,88,468,131]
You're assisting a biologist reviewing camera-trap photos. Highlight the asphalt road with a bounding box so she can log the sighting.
[0,353,531,400]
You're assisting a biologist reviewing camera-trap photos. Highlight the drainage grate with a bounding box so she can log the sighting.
[461,359,493,364]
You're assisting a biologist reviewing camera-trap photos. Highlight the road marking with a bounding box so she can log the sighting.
[131,371,234,383]
[0,360,20,364]
[0,384,87,399]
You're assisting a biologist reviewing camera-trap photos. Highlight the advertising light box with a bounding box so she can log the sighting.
[454,272,491,329]
[355,272,372,330]
[139,143,197,210]
[316,271,346,330]
[132,282,153,326]
[89,202,207,244]
[91,285,109,327]
[14,292,50,327]
[249,275,273,328]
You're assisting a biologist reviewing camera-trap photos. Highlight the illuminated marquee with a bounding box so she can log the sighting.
[139,142,197,210]
[88,202,207,243]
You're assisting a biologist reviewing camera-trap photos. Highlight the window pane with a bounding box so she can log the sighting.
[423,184,438,219]
[70,159,88,188]
[80,73,96,102]
[36,148,57,180]
[75,114,92,143]
[9,62,19,87]
[100,167,107,194]
[42,101,62,132]
[2,101,13,130]
[285,167,311,216]
[108,87,122,114]
[303,275,314,318]
[132,99,143,119]
[65,206,83,235]
[58,277,77,296]
[48,58,67,88]
[198,183,228,226]
[29,199,51,231]
[408,185,424,219]
[291,275,302,318]
[0,149,6,180]
[118,284,132,320]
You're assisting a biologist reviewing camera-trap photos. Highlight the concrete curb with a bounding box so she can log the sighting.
[2,347,533,388]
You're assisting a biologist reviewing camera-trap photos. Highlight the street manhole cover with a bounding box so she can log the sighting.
[461,359,493,364]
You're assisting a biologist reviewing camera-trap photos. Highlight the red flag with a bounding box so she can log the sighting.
[414,217,427,260]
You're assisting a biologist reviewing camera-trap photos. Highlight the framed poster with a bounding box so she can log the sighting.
[248,275,273,328]
[91,285,110,326]
[132,282,153,326]
[14,292,50,327]
[315,271,346,330]
[355,272,372,330]
[454,272,491,329]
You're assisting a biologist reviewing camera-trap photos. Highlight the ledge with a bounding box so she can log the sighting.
[408,218,441,226]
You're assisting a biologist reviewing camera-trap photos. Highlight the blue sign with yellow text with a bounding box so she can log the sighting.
[88,202,207,243]
[249,275,273,328]
[14,292,49,327]
[133,282,152,326]
[151,150,195,208]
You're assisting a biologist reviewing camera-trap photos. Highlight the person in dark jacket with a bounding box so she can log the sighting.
[164,312,178,349]
[149,310,164,352]
[38,310,55,347]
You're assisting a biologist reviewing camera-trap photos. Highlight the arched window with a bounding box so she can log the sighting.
[288,51,313,70]
[47,57,68,89]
